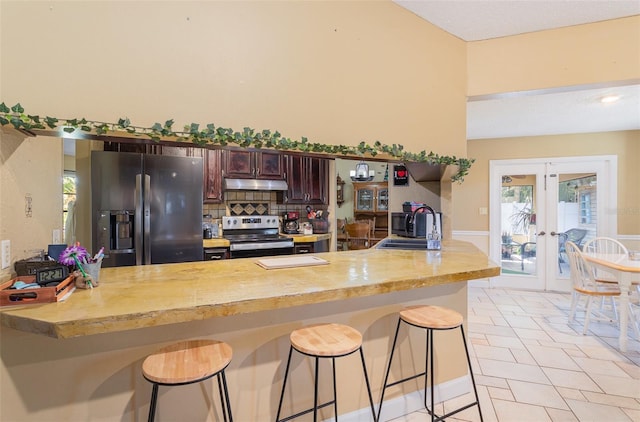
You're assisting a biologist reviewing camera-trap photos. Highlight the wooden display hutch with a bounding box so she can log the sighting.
[352,181,389,243]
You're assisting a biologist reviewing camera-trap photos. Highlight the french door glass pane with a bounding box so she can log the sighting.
[500,177,536,276]
[556,173,597,277]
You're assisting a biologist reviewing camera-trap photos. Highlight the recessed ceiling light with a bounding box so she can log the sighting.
[600,95,620,104]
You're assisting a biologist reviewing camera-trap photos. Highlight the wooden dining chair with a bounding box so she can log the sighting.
[344,222,371,250]
[583,237,630,284]
[565,241,621,335]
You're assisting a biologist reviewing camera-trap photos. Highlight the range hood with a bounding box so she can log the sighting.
[223,178,289,191]
[404,162,447,182]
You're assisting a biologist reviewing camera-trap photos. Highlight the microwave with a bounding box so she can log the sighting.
[391,211,442,239]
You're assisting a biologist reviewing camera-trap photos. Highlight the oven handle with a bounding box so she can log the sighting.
[230,241,294,251]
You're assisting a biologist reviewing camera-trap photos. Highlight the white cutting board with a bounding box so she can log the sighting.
[255,255,329,270]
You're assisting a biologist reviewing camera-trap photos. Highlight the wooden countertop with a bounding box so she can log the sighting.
[0,240,499,339]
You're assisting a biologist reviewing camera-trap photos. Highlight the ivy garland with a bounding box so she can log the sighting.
[0,102,474,182]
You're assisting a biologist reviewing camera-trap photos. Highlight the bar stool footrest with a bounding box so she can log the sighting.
[382,371,425,390]
[428,400,480,422]
[277,400,336,422]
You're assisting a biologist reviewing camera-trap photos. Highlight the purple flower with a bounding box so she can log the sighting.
[58,245,89,266]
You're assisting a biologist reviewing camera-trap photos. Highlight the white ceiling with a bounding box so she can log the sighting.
[394,0,640,139]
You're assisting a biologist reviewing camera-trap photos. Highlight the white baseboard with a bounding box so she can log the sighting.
[322,375,473,422]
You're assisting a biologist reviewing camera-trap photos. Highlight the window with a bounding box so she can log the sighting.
[580,192,591,224]
[63,172,77,242]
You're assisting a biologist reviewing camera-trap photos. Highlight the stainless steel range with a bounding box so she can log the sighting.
[222,215,294,259]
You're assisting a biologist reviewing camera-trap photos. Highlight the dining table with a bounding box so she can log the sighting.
[582,251,640,351]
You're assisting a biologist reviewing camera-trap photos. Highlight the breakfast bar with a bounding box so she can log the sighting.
[0,240,498,421]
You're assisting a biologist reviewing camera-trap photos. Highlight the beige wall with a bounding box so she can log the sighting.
[1,1,467,156]
[454,131,640,236]
[0,131,63,281]
[467,16,640,95]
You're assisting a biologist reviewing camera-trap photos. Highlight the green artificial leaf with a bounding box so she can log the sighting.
[117,118,130,128]
[45,116,58,129]
[151,123,163,132]
[63,127,76,133]
[0,116,9,125]
[11,103,24,113]
[0,103,10,113]
[10,116,23,129]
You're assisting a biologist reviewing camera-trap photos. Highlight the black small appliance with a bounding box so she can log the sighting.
[282,211,300,234]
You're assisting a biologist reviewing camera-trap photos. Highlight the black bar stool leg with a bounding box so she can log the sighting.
[429,329,436,422]
[460,325,483,422]
[276,346,294,422]
[217,374,228,422]
[313,357,319,422]
[359,347,377,420]
[332,357,338,420]
[148,383,159,422]
[376,318,402,422]
[221,370,234,422]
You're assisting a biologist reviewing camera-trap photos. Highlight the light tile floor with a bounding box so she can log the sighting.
[388,287,640,422]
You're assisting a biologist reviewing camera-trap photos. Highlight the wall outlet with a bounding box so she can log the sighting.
[53,229,62,244]
[1,240,10,270]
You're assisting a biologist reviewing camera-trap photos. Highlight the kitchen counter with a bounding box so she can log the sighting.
[202,232,331,248]
[0,239,498,421]
[1,239,498,339]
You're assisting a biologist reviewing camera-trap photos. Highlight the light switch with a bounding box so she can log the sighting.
[1,240,10,269]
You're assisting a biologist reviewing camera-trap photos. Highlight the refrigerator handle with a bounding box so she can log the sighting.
[144,174,151,265]
[135,174,143,266]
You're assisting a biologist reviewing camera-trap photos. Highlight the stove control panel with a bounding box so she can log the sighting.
[222,215,280,230]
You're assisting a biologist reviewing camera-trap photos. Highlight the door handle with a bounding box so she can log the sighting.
[550,231,559,236]
[537,231,546,236]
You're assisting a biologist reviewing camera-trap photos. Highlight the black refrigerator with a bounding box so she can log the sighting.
[91,151,203,267]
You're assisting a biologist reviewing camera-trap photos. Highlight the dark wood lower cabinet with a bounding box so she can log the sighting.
[294,239,329,254]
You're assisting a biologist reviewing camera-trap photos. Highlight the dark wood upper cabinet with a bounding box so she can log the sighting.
[279,155,329,205]
[204,149,224,203]
[224,150,285,180]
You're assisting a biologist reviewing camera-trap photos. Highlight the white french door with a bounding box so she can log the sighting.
[489,156,617,292]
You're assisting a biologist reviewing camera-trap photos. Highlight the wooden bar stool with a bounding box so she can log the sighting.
[142,339,233,422]
[377,305,482,422]
[275,323,376,422]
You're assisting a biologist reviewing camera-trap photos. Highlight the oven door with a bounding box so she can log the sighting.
[228,240,295,259]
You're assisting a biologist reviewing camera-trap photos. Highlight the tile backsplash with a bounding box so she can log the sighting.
[203,191,326,220]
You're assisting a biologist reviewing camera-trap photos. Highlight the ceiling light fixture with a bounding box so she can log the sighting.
[600,95,620,104]
[350,161,375,182]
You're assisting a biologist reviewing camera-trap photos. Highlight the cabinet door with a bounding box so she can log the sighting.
[306,157,328,204]
[103,141,161,154]
[255,151,285,180]
[294,243,313,254]
[204,149,224,203]
[355,187,375,211]
[283,155,306,203]
[280,155,329,204]
[224,150,254,178]
[376,187,389,212]
[158,145,204,157]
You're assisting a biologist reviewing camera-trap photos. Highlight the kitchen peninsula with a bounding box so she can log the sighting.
[0,240,498,421]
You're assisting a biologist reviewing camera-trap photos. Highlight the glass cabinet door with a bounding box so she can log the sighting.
[356,188,374,211]
[377,188,388,211]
